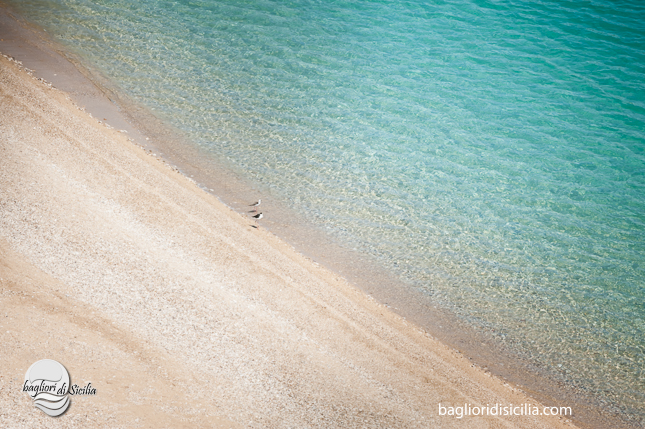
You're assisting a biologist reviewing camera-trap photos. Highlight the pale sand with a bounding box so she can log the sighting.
[0,49,578,428]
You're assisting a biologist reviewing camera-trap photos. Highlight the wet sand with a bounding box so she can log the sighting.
[0,8,580,429]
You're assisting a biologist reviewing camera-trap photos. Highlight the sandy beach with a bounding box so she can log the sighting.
[0,11,582,429]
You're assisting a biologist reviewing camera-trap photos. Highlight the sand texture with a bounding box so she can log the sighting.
[0,52,577,428]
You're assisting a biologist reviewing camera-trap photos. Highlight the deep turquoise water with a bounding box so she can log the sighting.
[8,0,645,421]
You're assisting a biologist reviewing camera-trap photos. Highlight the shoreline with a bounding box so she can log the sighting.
[0,5,628,428]
[0,49,573,428]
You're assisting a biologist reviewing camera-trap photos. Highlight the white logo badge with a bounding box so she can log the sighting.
[23,359,71,417]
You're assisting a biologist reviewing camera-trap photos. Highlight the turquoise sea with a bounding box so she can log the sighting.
[7,0,644,424]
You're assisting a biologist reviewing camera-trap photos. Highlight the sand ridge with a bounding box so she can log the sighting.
[0,51,576,428]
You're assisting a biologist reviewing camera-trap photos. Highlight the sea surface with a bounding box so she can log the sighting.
[8,0,644,423]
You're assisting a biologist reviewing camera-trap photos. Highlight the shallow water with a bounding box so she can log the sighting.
[8,0,645,422]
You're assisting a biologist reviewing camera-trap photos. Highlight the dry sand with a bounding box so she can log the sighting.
[0,31,579,429]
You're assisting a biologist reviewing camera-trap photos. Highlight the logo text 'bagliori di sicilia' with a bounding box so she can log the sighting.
[23,359,96,417]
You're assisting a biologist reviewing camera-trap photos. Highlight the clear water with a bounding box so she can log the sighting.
[9,0,645,421]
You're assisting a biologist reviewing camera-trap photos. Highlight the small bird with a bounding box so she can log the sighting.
[249,199,261,212]
[252,212,263,220]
